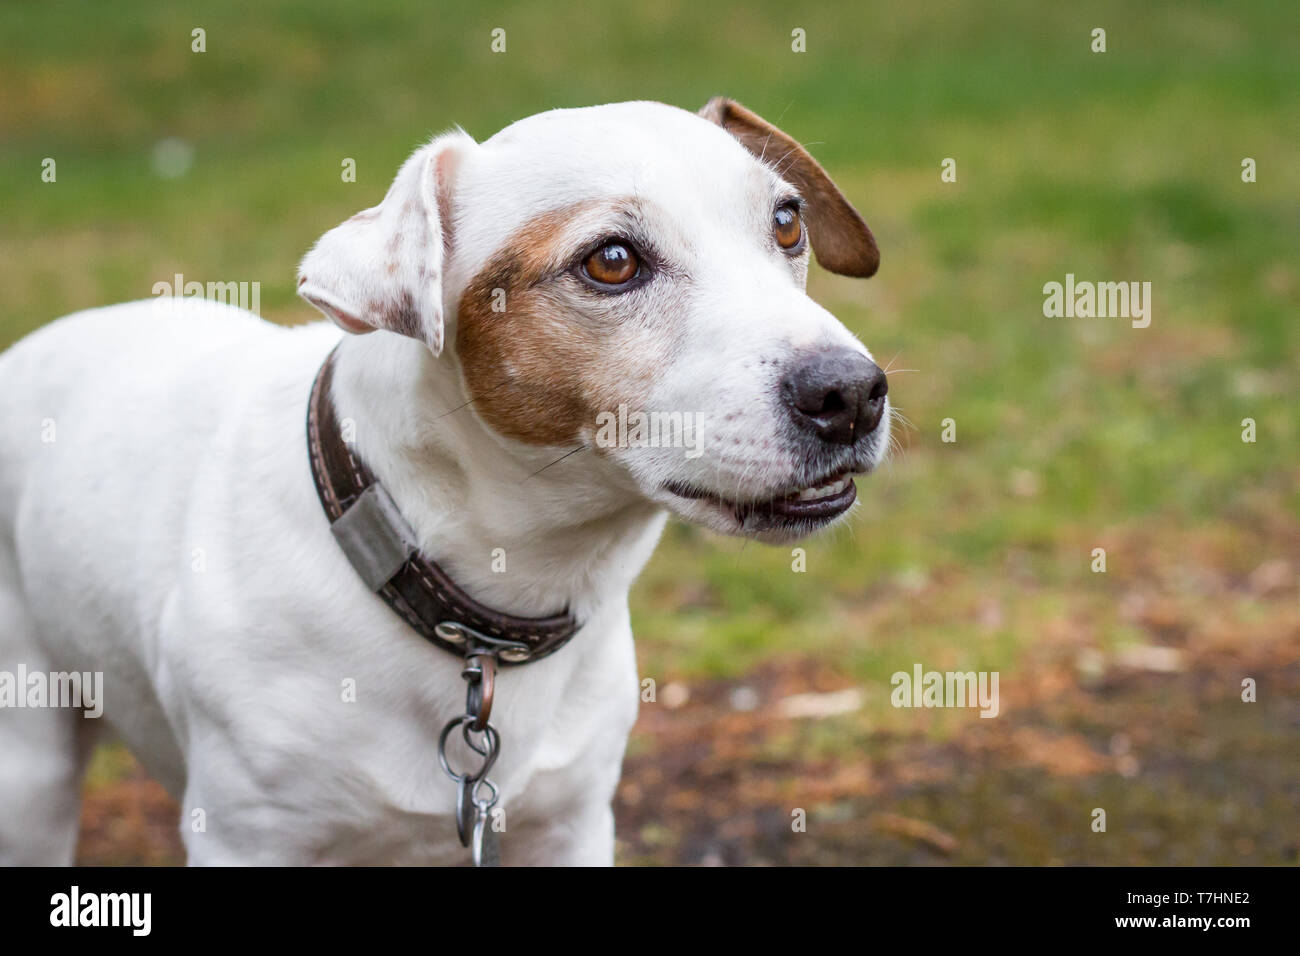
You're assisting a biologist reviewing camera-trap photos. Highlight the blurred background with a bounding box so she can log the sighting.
[1,0,1296,865]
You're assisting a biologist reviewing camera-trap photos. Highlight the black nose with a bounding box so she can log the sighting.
[781,349,888,445]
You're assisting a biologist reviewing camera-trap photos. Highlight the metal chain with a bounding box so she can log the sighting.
[434,622,531,867]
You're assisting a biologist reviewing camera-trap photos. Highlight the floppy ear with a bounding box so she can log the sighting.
[699,97,879,278]
[297,131,473,355]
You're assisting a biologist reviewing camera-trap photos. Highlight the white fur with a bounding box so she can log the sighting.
[0,101,886,864]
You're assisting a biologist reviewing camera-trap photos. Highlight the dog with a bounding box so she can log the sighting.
[0,98,889,865]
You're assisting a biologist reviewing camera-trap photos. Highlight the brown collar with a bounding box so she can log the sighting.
[306,345,580,664]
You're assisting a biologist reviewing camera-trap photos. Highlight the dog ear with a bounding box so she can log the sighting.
[699,97,879,278]
[297,131,473,355]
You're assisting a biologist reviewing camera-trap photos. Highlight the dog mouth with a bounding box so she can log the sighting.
[663,469,859,529]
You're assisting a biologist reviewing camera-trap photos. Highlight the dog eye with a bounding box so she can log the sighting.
[774,203,803,251]
[582,241,640,286]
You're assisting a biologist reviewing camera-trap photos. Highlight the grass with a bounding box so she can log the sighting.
[2,0,1297,864]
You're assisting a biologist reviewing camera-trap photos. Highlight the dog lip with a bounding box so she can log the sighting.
[663,468,860,523]
[743,478,856,521]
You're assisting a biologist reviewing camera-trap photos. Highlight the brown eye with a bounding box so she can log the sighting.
[774,204,803,250]
[582,241,640,285]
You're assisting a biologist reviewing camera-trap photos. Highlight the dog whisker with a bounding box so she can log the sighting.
[888,404,915,424]
[526,443,589,479]
[429,377,512,422]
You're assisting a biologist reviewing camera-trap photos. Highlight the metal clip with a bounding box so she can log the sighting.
[435,620,521,867]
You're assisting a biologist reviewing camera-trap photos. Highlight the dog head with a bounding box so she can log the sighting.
[299,99,889,543]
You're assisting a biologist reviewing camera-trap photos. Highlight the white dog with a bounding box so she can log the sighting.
[0,98,889,865]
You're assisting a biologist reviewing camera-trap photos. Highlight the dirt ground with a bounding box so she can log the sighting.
[76,617,1299,866]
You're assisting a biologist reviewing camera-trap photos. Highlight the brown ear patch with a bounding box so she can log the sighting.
[369,288,422,341]
[700,96,879,278]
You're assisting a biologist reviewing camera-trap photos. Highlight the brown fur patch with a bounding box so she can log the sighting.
[455,201,656,447]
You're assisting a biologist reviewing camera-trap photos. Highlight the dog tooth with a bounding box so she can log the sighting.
[791,475,853,502]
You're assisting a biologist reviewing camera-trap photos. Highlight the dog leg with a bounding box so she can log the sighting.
[178,759,330,865]
[0,541,98,864]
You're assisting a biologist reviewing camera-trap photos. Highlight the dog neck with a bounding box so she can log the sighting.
[325,331,667,621]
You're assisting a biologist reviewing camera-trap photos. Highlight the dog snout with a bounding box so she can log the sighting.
[781,349,888,446]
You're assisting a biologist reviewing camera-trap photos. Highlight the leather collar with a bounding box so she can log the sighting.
[306,345,581,664]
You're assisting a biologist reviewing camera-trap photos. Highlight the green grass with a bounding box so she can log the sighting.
[3,0,1297,865]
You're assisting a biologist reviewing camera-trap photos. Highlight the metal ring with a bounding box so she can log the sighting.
[439,715,500,785]
[437,715,473,781]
